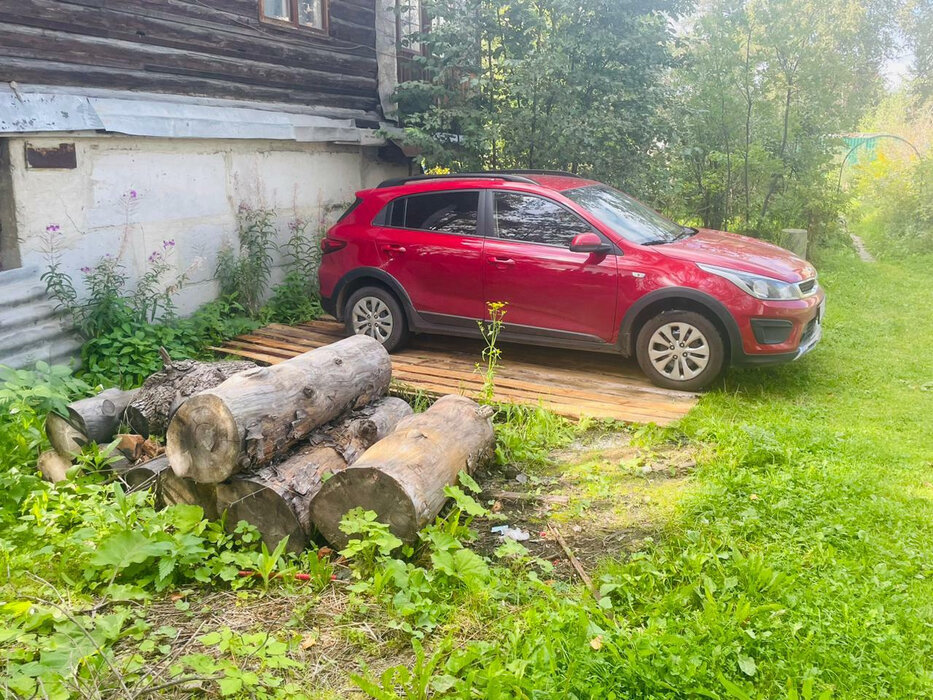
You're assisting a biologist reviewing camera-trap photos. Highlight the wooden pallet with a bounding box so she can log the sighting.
[211,319,698,425]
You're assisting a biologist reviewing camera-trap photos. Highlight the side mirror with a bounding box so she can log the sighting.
[569,232,611,254]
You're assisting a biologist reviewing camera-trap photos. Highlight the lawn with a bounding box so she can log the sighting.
[1,243,931,698]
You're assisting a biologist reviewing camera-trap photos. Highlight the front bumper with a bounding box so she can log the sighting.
[733,295,825,367]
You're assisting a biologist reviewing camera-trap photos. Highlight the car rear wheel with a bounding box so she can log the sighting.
[635,311,725,391]
[344,286,409,352]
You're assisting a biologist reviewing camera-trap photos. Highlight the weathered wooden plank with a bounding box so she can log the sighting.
[0,58,380,114]
[0,0,381,111]
[0,25,377,96]
[211,321,698,425]
[0,2,376,76]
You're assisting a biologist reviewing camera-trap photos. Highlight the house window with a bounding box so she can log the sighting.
[397,0,423,53]
[260,0,327,32]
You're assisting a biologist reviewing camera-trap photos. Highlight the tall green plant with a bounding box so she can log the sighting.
[216,205,277,316]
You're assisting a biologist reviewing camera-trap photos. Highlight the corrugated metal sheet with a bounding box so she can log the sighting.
[0,267,81,370]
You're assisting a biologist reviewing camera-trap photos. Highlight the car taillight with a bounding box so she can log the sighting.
[321,238,347,255]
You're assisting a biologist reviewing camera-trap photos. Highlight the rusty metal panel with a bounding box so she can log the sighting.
[24,142,77,169]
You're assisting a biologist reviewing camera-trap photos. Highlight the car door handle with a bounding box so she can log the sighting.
[487,256,515,266]
[381,244,407,255]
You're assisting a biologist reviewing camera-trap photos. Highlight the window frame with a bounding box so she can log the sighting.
[489,190,601,249]
[396,0,426,56]
[378,190,484,238]
[259,0,329,34]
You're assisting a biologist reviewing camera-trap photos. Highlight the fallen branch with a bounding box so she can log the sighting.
[547,523,597,599]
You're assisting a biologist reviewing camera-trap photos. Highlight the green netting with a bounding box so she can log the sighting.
[843,135,879,164]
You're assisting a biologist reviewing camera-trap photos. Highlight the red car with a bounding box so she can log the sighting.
[319,172,825,391]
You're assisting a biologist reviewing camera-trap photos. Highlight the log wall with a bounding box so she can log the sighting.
[0,0,381,117]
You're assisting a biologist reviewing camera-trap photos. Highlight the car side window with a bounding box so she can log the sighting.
[388,191,480,236]
[493,192,593,247]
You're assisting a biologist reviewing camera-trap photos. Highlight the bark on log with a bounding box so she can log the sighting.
[45,388,139,457]
[166,335,391,483]
[126,359,256,437]
[215,397,413,553]
[309,395,495,548]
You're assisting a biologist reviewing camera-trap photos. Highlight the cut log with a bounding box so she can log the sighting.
[45,388,139,457]
[215,397,413,552]
[125,358,256,437]
[166,335,391,483]
[309,395,495,548]
[37,449,72,483]
[113,455,219,517]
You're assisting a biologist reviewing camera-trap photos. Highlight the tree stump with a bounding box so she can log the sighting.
[309,395,495,548]
[45,388,139,457]
[215,397,413,552]
[166,335,391,483]
[125,358,256,437]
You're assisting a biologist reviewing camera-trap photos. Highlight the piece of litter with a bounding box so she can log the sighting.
[492,525,530,541]
[515,473,529,484]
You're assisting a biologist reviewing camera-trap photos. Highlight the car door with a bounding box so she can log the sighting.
[374,189,485,325]
[483,190,619,342]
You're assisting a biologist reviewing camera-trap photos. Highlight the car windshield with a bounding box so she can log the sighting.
[563,184,686,245]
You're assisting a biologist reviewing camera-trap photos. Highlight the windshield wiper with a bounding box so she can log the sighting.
[674,226,699,241]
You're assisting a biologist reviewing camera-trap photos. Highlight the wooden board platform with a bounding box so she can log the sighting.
[211,320,698,425]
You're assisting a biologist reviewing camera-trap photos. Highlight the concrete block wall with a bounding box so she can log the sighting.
[0,133,406,368]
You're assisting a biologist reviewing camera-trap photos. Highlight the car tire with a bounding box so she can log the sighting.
[635,310,725,391]
[344,286,409,352]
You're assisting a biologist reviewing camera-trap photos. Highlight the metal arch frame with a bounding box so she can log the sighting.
[837,133,925,192]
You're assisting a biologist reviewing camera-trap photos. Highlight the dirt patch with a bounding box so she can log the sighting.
[471,429,696,576]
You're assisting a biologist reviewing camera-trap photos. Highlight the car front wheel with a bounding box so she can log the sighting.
[344,286,409,352]
[635,310,725,391]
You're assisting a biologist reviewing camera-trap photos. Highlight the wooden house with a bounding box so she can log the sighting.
[0,0,422,367]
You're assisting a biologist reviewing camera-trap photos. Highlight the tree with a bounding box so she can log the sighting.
[396,0,688,191]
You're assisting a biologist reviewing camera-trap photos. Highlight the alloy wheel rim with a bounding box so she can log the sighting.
[351,297,393,343]
[647,322,710,381]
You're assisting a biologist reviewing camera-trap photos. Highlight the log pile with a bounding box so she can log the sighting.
[41,335,496,552]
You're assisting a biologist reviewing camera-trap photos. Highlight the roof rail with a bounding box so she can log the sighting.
[376,173,538,188]
[487,169,583,178]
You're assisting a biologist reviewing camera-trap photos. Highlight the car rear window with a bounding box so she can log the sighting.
[386,191,480,236]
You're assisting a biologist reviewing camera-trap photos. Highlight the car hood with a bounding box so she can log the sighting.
[660,228,816,283]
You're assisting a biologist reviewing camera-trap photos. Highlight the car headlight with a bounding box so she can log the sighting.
[697,263,813,300]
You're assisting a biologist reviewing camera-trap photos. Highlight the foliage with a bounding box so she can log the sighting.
[43,234,189,340]
[397,0,686,190]
[216,205,277,317]
[493,402,575,466]
[663,0,896,237]
[0,363,91,522]
[79,297,260,388]
[847,92,933,257]
[263,217,325,324]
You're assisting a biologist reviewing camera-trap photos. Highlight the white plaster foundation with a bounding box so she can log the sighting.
[7,133,405,314]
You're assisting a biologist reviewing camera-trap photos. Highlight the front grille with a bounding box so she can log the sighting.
[798,278,817,295]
